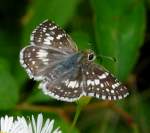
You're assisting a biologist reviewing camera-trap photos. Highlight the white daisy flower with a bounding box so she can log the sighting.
[0,114,62,133]
[0,115,26,133]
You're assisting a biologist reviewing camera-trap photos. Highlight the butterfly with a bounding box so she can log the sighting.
[20,20,129,102]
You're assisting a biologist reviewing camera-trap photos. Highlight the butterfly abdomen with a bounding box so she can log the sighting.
[44,53,82,81]
[60,53,82,69]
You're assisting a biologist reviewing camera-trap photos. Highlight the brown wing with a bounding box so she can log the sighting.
[83,63,129,100]
[30,20,78,53]
[39,68,83,102]
[20,45,67,80]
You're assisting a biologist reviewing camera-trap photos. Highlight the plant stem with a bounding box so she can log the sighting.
[70,105,82,132]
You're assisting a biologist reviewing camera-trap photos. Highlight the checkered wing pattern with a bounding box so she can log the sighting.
[30,20,78,53]
[83,64,129,100]
[20,46,68,80]
[20,20,77,80]
[39,69,83,102]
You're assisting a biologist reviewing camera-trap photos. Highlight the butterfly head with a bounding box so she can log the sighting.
[82,49,96,62]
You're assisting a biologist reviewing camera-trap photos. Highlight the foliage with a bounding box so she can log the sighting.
[0,0,149,132]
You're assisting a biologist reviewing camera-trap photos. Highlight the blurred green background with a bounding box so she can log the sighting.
[0,0,150,132]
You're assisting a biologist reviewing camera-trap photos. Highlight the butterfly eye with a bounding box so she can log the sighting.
[88,53,95,61]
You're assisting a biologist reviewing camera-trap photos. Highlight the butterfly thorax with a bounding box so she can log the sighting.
[61,52,83,69]
[43,52,83,82]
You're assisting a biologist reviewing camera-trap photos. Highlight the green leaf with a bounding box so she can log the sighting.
[27,87,52,103]
[0,30,21,69]
[91,0,145,80]
[0,28,26,87]
[0,58,19,110]
[14,62,28,87]
[71,31,91,50]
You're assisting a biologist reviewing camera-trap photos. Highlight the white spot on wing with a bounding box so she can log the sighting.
[44,36,54,45]
[112,84,115,89]
[97,88,100,91]
[94,79,100,85]
[75,82,79,88]
[43,41,51,45]
[111,90,114,94]
[88,93,94,97]
[68,81,76,88]
[96,94,99,98]
[74,90,78,93]
[124,92,129,98]
[118,95,123,99]
[56,34,63,39]
[32,48,35,52]
[98,72,109,79]
[113,96,117,100]
[42,58,49,62]
[106,88,109,92]
[108,96,111,100]
[100,83,104,88]
[49,26,57,30]
[87,80,95,86]
[47,36,54,41]
[102,95,106,100]
[92,72,95,75]
[36,49,48,58]
[34,76,44,81]
[112,82,120,89]
[86,72,89,75]
[30,35,34,41]
[64,79,69,86]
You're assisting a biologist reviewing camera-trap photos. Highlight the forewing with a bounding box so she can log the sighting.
[20,45,67,80]
[39,69,83,102]
[83,64,129,100]
[31,20,78,53]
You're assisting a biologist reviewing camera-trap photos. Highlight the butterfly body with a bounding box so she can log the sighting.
[20,20,129,102]
[45,52,82,82]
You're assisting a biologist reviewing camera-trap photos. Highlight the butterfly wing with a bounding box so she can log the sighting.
[82,63,129,100]
[39,68,83,102]
[20,45,69,80]
[20,20,77,80]
[30,20,78,53]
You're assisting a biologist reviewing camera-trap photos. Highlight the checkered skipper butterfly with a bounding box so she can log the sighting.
[20,20,129,102]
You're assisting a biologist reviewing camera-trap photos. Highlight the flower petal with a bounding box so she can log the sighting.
[37,114,43,133]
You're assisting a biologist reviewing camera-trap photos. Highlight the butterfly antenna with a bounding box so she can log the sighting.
[97,55,116,63]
